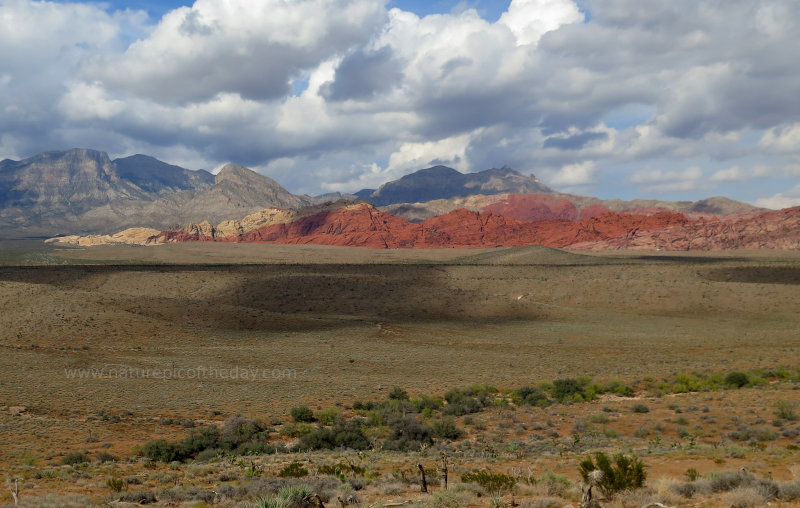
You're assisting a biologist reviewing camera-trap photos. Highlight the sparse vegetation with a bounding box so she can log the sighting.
[578,452,646,497]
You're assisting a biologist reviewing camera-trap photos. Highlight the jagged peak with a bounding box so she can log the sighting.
[215,163,278,185]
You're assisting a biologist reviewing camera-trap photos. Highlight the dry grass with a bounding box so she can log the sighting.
[0,243,799,505]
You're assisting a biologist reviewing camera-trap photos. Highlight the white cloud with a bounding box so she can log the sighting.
[754,185,800,210]
[2,0,800,203]
[630,166,703,193]
[548,160,595,186]
[58,82,126,120]
[709,165,770,183]
[82,0,386,104]
[499,0,583,46]
[759,124,800,154]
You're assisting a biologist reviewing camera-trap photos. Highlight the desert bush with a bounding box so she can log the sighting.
[61,452,89,466]
[156,486,215,503]
[724,372,749,388]
[239,441,285,456]
[443,388,485,416]
[429,490,461,508]
[631,403,650,413]
[280,423,314,438]
[389,387,410,400]
[316,408,342,426]
[318,462,367,479]
[578,452,646,497]
[589,413,609,424]
[603,380,635,397]
[106,477,126,493]
[537,471,571,496]
[461,471,516,496]
[384,416,434,451]
[347,477,365,491]
[141,439,184,462]
[514,386,550,407]
[724,487,766,508]
[291,406,315,423]
[412,394,444,413]
[706,470,777,497]
[96,451,119,463]
[432,417,465,440]
[246,484,315,508]
[279,462,309,478]
[776,399,799,421]
[118,491,157,504]
[221,416,264,449]
[184,425,221,454]
[551,378,585,402]
[779,481,800,500]
[728,425,778,442]
[297,420,370,451]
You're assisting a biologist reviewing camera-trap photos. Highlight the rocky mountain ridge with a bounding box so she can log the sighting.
[51,201,800,251]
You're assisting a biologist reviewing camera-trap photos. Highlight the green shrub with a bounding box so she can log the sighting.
[552,378,585,402]
[278,461,309,478]
[141,439,183,462]
[412,395,443,412]
[604,380,635,397]
[432,417,464,440]
[291,406,315,423]
[631,403,650,413]
[318,461,367,479]
[96,451,119,463]
[578,452,646,498]
[61,452,89,465]
[514,386,551,407]
[106,477,126,492]
[461,470,516,495]
[383,416,434,451]
[280,423,314,438]
[724,372,749,388]
[183,425,220,454]
[297,420,370,451]
[315,408,342,426]
[430,490,460,508]
[220,417,262,449]
[388,387,409,400]
[776,400,799,421]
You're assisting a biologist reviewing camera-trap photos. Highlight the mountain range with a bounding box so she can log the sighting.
[6,147,796,250]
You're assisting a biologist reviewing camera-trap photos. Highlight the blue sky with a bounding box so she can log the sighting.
[53,0,511,21]
[3,0,800,208]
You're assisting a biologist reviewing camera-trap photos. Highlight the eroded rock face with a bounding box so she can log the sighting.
[46,227,162,246]
[571,207,800,250]
[154,204,697,249]
[53,203,800,251]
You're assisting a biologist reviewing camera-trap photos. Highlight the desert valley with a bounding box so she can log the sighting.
[0,149,799,507]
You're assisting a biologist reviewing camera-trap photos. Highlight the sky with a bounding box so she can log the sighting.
[1,0,800,208]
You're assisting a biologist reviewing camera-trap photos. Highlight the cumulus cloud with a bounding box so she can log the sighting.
[499,0,583,46]
[1,0,800,201]
[754,185,800,210]
[630,167,703,194]
[82,0,387,104]
[548,161,595,187]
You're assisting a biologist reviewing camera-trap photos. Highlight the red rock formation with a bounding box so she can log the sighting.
[152,202,800,251]
[571,206,800,250]
[483,194,581,222]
